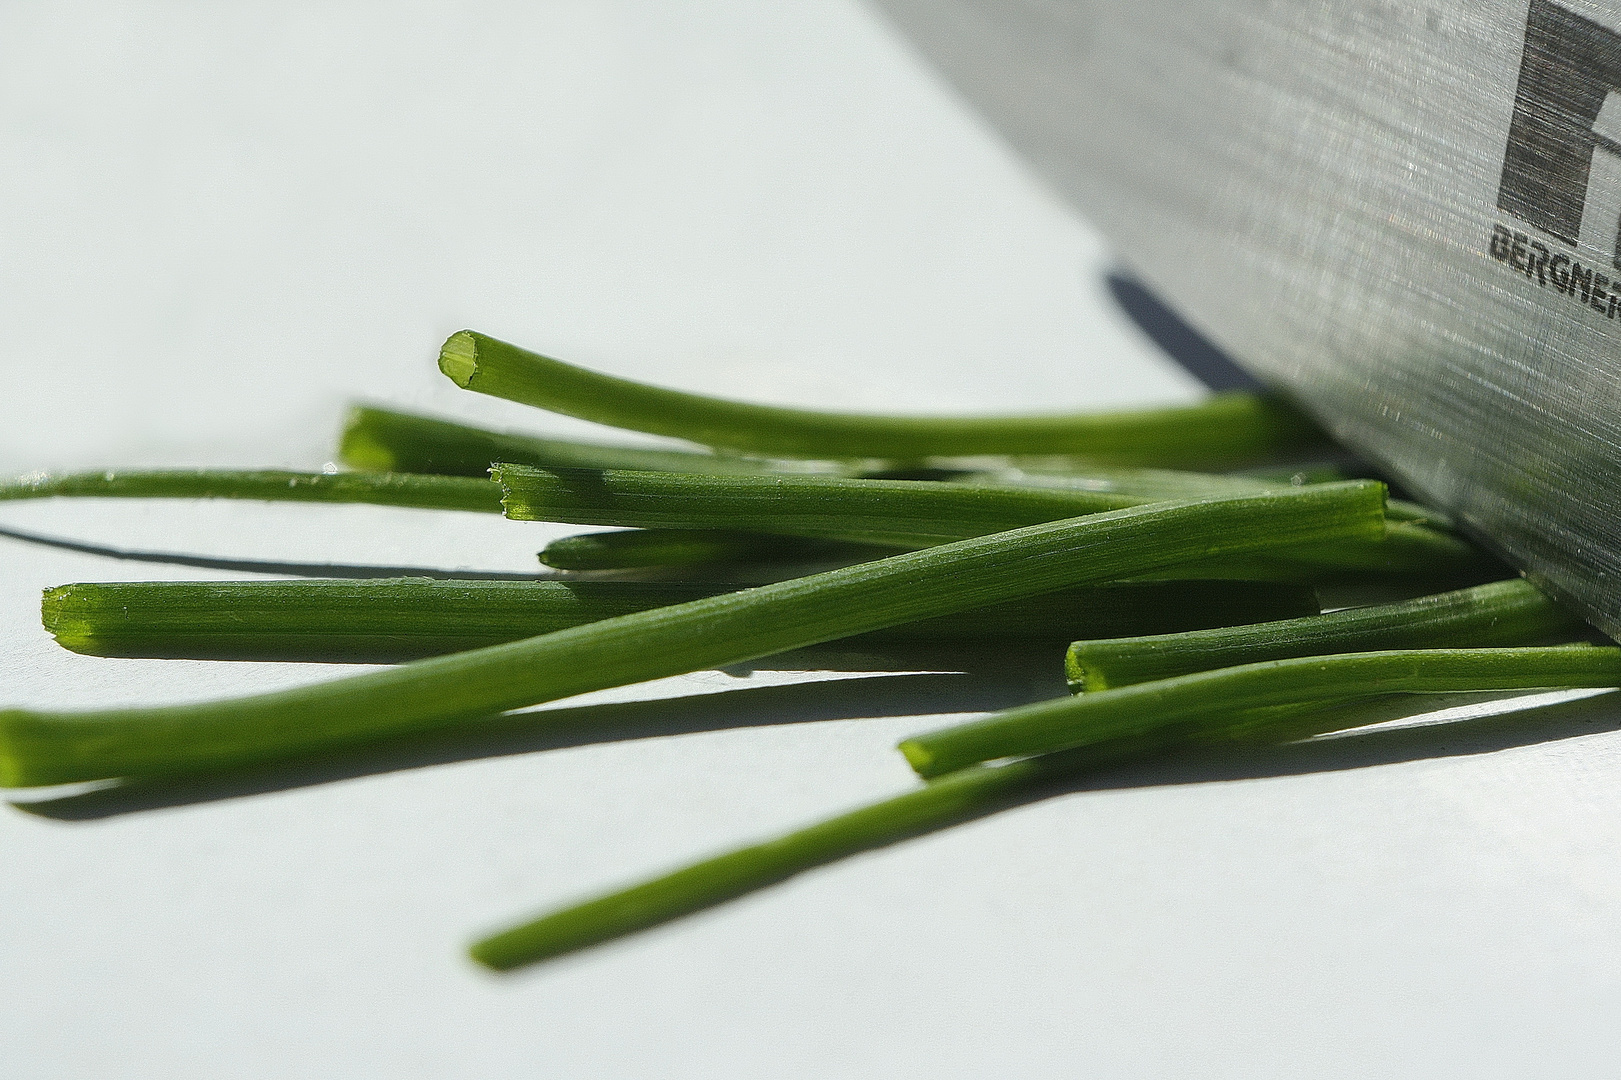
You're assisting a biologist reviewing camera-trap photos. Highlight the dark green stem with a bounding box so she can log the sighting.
[962,467,1443,526]
[1068,578,1591,691]
[540,528,1492,584]
[1268,521,1484,574]
[496,465,1476,577]
[438,331,1331,465]
[42,577,1321,663]
[339,404,821,477]
[539,530,902,571]
[899,644,1621,778]
[495,464,1142,547]
[0,469,502,513]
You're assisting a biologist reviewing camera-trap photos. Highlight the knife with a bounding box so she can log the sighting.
[869,0,1621,635]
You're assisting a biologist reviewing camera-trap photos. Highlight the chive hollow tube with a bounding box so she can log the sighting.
[962,466,1444,526]
[495,463,1475,574]
[470,643,1621,970]
[338,404,808,478]
[0,469,502,513]
[470,754,1052,971]
[438,330,1332,466]
[494,463,1145,546]
[538,529,901,571]
[0,482,1383,786]
[41,577,1322,663]
[1068,577,1591,691]
[898,644,1621,779]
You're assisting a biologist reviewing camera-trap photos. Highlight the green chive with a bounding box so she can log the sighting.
[1068,578,1591,691]
[538,530,903,571]
[338,404,826,478]
[41,578,1322,663]
[0,481,1383,786]
[469,755,1049,971]
[538,527,1490,585]
[469,645,1620,970]
[1140,523,1491,580]
[1267,521,1482,573]
[898,644,1621,778]
[961,466,1444,526]
[437,330,1330,466]
[495,465,1476,577]
[0,469,502,514]
[495,464,1142,547]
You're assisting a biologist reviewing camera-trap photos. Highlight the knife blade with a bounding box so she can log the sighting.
[870,0,1621,635]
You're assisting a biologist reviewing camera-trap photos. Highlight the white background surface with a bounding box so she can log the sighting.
[4,3,1621,1077]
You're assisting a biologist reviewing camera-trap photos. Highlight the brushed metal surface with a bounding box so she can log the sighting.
[872,0,1621,634]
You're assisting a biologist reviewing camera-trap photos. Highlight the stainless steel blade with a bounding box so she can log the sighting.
[871,0,1621,634]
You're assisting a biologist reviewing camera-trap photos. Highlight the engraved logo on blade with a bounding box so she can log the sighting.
[1498,0,1621,266]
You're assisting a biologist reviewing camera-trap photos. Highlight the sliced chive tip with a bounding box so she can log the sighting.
[438,330,479,387]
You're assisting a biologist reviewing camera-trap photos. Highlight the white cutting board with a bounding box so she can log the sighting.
[2,3,1620,1077]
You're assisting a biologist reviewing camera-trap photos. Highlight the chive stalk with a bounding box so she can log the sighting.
[1068,578,1591,691]
[338,405,828,478]
[41,578,1322,663]
[963,466,1443,525]
[469,754,1052,970]
[438,331,1331,466]
[897,644,1621,778]
[0,482,1383,786]
[0,469,502,513]
[1266,521,1479,573]
[495,464,1142,547]
[538,529,899,571]
[495,464,1478,574]
[470,643,1621,970]
[540,528,1490,583]
[1148,523,1490,580]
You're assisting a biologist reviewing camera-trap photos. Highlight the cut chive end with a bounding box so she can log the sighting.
[439,330,480,388]
[39,586,94,653]
[0,711,42,788]
[1064,642,1123,693]
[39,585,69,629]
[488,463,518,519]
[1062,646,1098,693]
[897,739,939,777]
[336,406,401,471]
[469,887,682,971]
[468,932,537,972]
